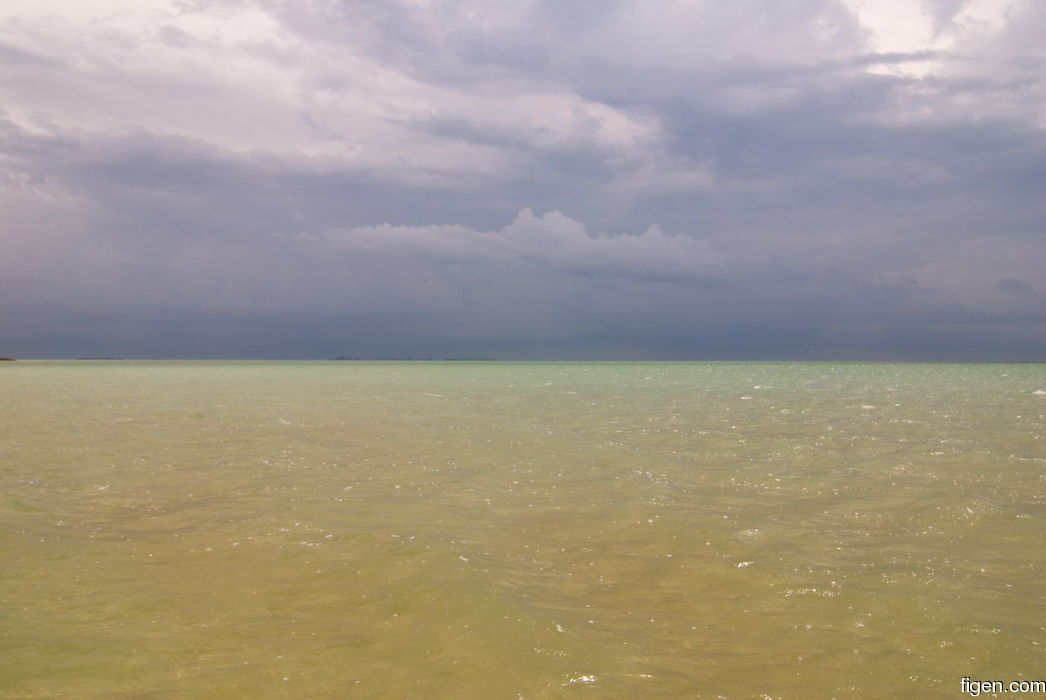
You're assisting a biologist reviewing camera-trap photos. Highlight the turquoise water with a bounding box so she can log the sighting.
[2,361,1045,698]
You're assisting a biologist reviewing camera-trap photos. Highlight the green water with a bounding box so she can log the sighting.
[2,361,1045,698]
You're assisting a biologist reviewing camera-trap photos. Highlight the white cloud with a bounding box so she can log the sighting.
[327,209,723,281]
[0,0,663,186]
[844,0,1024,76]
[1,0,172,22]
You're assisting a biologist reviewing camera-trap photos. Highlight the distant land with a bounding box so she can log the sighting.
[332,356,496,361]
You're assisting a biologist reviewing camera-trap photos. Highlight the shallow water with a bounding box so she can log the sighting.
[2,361,1045,698]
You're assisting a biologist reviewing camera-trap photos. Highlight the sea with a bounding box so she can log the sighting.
[2,360,1045,699]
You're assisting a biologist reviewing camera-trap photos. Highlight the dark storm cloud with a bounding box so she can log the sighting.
[1,0,1044,359]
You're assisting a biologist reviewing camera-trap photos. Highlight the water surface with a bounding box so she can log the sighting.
[2,361,1045,698]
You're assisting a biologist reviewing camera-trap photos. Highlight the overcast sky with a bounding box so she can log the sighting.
[2,0,1044,359]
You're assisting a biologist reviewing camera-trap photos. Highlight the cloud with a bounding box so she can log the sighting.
[1,0,1044,359]
[327,208,724,282]
[995,277,1034,295]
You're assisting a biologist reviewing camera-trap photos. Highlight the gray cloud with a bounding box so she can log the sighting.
[1,0,1044,359]
[996,277,1034,295]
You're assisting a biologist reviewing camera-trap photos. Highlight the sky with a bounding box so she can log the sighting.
[2,0,1044,360]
